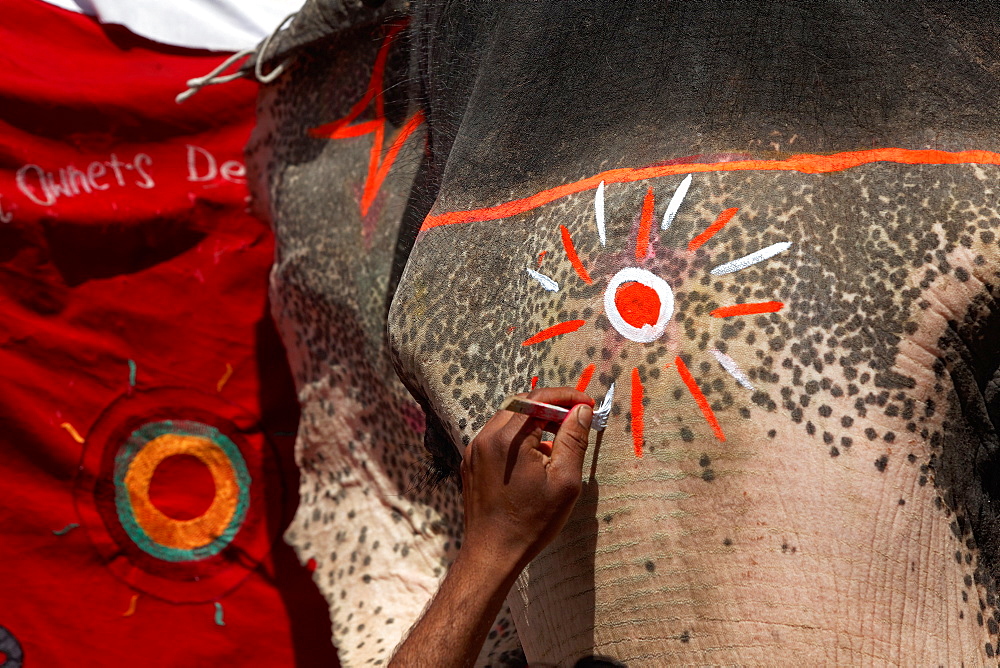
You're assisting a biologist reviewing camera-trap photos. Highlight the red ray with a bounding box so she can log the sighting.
[531,375,539,390]
[631,367,644,457]
[559,225,593,284]
[674,356,726,442]
[635,186,655,260]
[688,207,738,251]
[309,23,425,216]
[537,250,548,267]
[521,319,586,346]
[309,23,402,135]
[322,119,381,139]
[576,363,596,392]
[360,111,425,214]
[710,301,784,318]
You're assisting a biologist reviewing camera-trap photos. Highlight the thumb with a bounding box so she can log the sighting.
[550,404,592,474]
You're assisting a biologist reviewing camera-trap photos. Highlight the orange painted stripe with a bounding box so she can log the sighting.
[576,363,596,392]
[631,367,644,457]
[360,109,426,215]
[635,186,655,260]
[688,207,738,251]
[521,320,586,346]
[311,118,381,139]
[559,225,593,284]
[308,23,404,139]
[420,148,1000,231]
[307,23,425,217]
[362,123,385,210]
[710,301,784,318]
[675,356,725,442]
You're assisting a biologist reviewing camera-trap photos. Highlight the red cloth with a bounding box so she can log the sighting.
[0,0,338,665]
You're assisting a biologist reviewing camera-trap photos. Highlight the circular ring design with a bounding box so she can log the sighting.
[115,421,250,561]
[74,387,283,603]
[603,267,674,343]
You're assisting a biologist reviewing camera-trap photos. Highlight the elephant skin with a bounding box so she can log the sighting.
[245,6,524,666]
[385,2,1000,666]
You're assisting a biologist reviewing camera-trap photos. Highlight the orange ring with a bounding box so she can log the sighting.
[123,434,239,551]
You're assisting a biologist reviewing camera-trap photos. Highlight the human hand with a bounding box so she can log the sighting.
[460,387,594,574]
[389,388,594,668]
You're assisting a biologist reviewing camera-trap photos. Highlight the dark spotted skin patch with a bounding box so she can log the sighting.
[390,160,1000,663]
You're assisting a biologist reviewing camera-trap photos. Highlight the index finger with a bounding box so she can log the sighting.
[498,387,596,439]
[525,386,595,409]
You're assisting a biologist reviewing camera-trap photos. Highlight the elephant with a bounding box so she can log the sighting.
[251,0,1000,665]
[244,3,523,666]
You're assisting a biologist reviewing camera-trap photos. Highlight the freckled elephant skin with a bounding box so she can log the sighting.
[245,9,524,667]
[384,2,1000,666]
[394,167,1000,664]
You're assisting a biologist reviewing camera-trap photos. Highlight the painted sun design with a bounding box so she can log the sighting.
[521,176,793,456]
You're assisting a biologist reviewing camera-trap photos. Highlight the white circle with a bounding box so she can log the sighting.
[603,267,674,343]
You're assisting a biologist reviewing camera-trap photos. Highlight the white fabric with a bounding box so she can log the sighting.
[38,0,306,51]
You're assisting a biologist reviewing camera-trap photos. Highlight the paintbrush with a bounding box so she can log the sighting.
[499,383,614,431]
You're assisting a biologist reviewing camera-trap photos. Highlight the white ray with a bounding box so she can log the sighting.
[593,382,615,431]
[661,174,692,230]
[595,180,607,246]
[709,349,755,391]
[525,267,559,292]
[709,241,792,276]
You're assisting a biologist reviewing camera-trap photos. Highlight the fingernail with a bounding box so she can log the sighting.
[576,404,593,429]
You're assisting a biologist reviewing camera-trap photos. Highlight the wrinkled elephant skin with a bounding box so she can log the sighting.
[385,2,1000,666]
[246,11,523,667]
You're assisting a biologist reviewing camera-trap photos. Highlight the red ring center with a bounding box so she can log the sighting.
[148,454,216,520]
[614,281,661,329]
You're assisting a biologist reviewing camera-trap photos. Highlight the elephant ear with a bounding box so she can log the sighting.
[247,0,409,79]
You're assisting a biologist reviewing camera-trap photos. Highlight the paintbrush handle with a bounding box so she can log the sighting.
[499,396,571,424]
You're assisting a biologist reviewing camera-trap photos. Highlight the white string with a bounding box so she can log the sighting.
[175,12,296,103]
[255,12,296,84]
[176,48,254,103]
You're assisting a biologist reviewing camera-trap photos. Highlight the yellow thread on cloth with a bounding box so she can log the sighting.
[216,363,234,392]
[124,434,238,551]
[60,422,85,444]
[123,594,139,617]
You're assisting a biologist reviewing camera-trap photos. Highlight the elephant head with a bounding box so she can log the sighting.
[384,2,1000,665]
[249,1,1000,665]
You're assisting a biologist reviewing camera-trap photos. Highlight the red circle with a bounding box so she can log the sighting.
[148,453,216,520]
[614,281,661,328]
[0,650,7,663]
